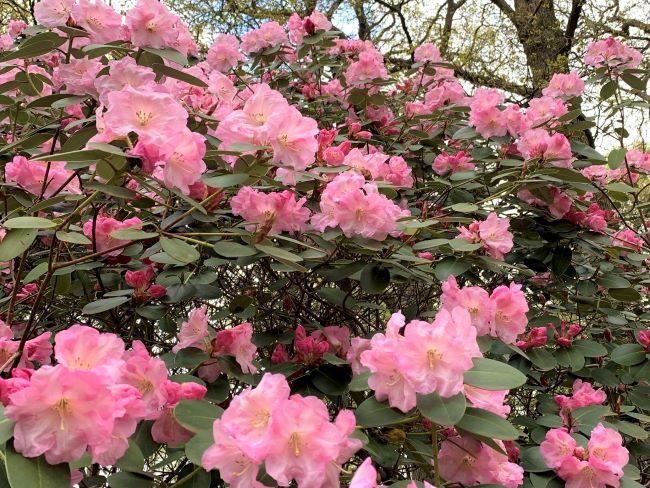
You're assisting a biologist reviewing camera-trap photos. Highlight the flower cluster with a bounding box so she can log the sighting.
[201,373,361,487]
[540,424,629,488]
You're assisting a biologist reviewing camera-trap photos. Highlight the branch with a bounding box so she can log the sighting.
[489,0,518,25]
[562,0,585,53]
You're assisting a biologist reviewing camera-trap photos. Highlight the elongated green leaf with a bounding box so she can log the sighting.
[160,237,200,264]
[82,296,129,314]
[5,443,70,488]
[255,244,303,263]
[464,357,527,390]
[213,241,258,258]
[3,217,56,229]
[0,229,38,261]
[355,396,410,428]
[456,407,520,440]
[174,400,223,434]
[417,392,466,426]
[611,344,646,366]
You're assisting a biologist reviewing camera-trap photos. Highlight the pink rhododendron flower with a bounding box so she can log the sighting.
[517,128,573,168]
[525,96,568,128]
[173,305,210,353]
[350,458,385,488]
[440,277,492,335]
[432,150,475,175]
[312,171,410,240]
[490,283,529,344]
[345,49,388,85]
[95,57,157,105]
[6,365,116,464]
[120,341,169,419]
[5,156,81,198]
[211,322,257,374]
[155,130,207,194]
[347,337,372,375]
[151,381,207,446]
[464,385,511,417]
[543,71,585,98]
[584,37,642,70]
[230,186,311,235]
[518,186,572,219]
[104,87,188,140]
[241,21,288,54]
[541,424,628,488]
[456,212,513,260]
[414,42,442,63]
[207,34,245,72]
[220,373,290,461]
[54,324,124,379]
[56,56,103,97]
[34,0,73,26]
[612,228,644,251]
[265,105,319,170]
[82,215,143,256]
[72,0,123,44]
[125,0,180,49]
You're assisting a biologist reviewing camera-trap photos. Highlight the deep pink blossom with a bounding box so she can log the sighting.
[5,156,81,198]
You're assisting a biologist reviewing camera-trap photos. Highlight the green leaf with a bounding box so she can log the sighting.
[450,203,478,212]
[611,344,646,366]
[349,371,371,391]
[456,407,520,440]
[0,229,38,261]
[0,405,15,444]
[174,400,223,434]
[355,396,410,428]
[152,63,207,87]
[572,340,607,358]
[608,148,627,169]
[185,430,213,466]
[527,348,557,370]
[434,257,470,280]
[23,261,49,283]
[213,241,258,258]
[600,80,617,100]
[255,244,303,263]
[360,263,390,294]
[82,296,130,314]
[160,237,201,264]
[202,173,250,188]
[107,472,153,488]
[55,231,91,245]
[464,357,527,390]
[142,47,187,66]
[116,440,145,472]
[110,229,158,240]
[3,217,56,229]
[417,392,466,426]
[621,73,646,91]
[608,288,641,302]
[5,443,71,488]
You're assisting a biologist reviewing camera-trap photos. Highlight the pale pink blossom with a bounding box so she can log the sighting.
[120,341,169,419]
[350,458,385,488]
[230,186,311,235]
[440,276,493,336]
[82,215,143,256]
[432,150,475,175]
[478,212,514,260]
[345,49,388,85]
[5,156,81,198]
[207,34,245,72]
[414,43,442,63]
[151,381,207,447]
[612,228,644,251]
[241,21,288,54]
[490,283,529,344]
[464,385,511,417]
[54,324,124,379]
[155,130,207,194]
[211,322,257,374]
[585,37,642,70]
[125,0,179,49]
[34,0,73,26]
[265,105,319,170]
[543,72,585,98]
[517,128,573,168]
[72,0,123,44]
[173,306,210,353]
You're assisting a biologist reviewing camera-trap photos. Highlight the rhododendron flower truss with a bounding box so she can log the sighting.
[0,4,647,488]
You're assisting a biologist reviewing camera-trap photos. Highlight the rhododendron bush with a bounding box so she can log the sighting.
[0,1,649,486]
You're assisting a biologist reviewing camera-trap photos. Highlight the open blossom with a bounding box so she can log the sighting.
[151,381,206,447]
[241,21,288,54]
[104,87,188,140]
[211,322,257,374]
[350,458,386,488]
[432,150,475,175]
[231,186,311,235]
[543,71,585,98]
[464,385,511,417]
[525,96,568,128]
[541,424,628,488]
[125,0,180,49]
[490,283,529,344]
[82,215,143,256]
[56,56,103,97]
[469,88,508,138]
[265,105,319,170]
[72,0,123,44]
[6,365,117,464]
[120,341,169,419]
[173,306,210,353]
[207,34,245,72]
[155,129,207,194]
[441,276,493,335]
[584,37,642,70]
[312,171,410,240]
[288,11,332,44]
[220,373,290,461]
[361,310,481,412]
[34,0,72,26]
[439,435,523,488]
[95,57,157,105]
[456,212,513,260]
[555,379,606,426]
[5,156,81,198]
[518,186,572,219]
[517,128,573,168]
[345,49,388,85]
[612,228,644,251]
